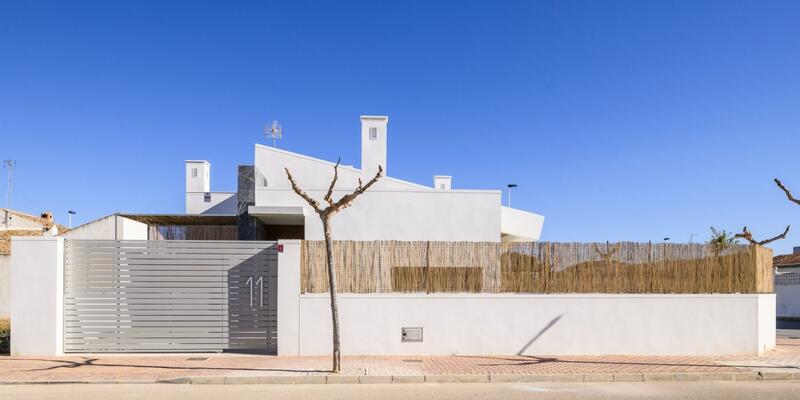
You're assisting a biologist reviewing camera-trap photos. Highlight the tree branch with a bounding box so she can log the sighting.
[775,178,800,206]
[331,165,384,213]
[734,225,790,246]
[593,242,620,261]
[324,159,341,207]
[285,167,323,214]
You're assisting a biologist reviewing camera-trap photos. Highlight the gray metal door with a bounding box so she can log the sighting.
[64,240,277,353]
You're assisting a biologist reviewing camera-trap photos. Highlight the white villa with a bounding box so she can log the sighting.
[184,115,544,243]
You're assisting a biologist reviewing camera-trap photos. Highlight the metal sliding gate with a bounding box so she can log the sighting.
[64,240,277,353]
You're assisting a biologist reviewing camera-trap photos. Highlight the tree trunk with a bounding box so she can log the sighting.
[323,217,341,373]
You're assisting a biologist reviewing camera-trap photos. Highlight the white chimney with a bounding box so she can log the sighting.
[185,160,211,193]
[434,175,452,191]
[360,115,388,178]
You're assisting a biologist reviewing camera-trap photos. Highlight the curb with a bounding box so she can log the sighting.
[1,371,798,385]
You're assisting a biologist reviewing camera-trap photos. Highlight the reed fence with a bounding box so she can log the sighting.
[301,241,773,294]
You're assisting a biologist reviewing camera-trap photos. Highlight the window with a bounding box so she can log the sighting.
[204,192,211,203]
[369,127,378,140]
[192,168,198,178]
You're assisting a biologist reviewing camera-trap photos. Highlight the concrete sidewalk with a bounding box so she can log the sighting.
[1,335,799,385]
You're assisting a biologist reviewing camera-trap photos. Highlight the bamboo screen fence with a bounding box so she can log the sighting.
[301,241,773,294]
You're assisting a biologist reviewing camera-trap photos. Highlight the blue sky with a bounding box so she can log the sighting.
[2,1,799,254]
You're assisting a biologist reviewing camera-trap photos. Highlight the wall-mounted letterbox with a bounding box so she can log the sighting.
[401,327,423,342]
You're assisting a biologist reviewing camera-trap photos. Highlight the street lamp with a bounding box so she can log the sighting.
[68,210,76,229]
[507,184,517,207]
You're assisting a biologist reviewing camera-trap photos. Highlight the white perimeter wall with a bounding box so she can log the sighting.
[0,255,8,319]
[10,237,64,356]
[776,284,800,318]
[295,293,776,356]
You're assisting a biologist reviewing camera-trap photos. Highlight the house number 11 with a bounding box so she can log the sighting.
[245,276,264,308]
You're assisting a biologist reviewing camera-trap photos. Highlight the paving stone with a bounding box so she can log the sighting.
[518,375,552,382]
[156,377,191,384]
[393,375,425,384]
[190,376,225,385]
[583,374,614,382]
[673,373,703,381]
[489,374,522,382]
[292,376,327,384]
[224,376,260,385]
[614,374,644,382]
[550,374,583,382]
[326,375,359,384]
[733,372,759,381]
[358,375,393,384]
[424,375,459,383]
[456,374,489,383]
[258,376,294,384]
[644,373,674,382]
[701,373,733,381]
[760,372,793,380]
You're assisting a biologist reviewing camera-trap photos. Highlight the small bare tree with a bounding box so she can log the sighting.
[725,178,796,246]
[285,159,383,373]
[734,225,790,246]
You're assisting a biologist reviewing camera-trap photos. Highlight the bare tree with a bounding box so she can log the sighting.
[724,178,797,247]
[734,225,790,246]
[775,178,800,206]
[285,159,383,373]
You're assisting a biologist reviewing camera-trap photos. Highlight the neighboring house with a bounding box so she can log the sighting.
[0,209,65,319]
[774,247,800,274]
[186,115,545,242]
[775,246,800,321]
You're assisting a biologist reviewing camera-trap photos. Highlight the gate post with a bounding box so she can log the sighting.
[10,237,64,356]
[277,239,301,356]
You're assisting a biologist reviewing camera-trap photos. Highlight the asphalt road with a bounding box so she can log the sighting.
[1,382,799,400]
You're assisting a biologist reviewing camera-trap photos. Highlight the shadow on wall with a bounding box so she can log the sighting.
[517,314,563,356]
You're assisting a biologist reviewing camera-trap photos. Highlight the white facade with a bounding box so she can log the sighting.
[243,115,544,242]
[776,282,800,318]
[59,215,148,240]
[1,209,46,231]
[185,160,237,215]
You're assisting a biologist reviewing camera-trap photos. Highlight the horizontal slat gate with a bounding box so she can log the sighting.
[64,240,277,353]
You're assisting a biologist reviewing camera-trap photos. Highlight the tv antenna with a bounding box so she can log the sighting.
[3,160,14,209]
[264,120,282,148]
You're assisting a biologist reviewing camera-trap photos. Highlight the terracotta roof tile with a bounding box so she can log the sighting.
[774,253,800,268]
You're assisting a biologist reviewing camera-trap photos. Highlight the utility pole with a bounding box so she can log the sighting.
[3,160,15,209]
